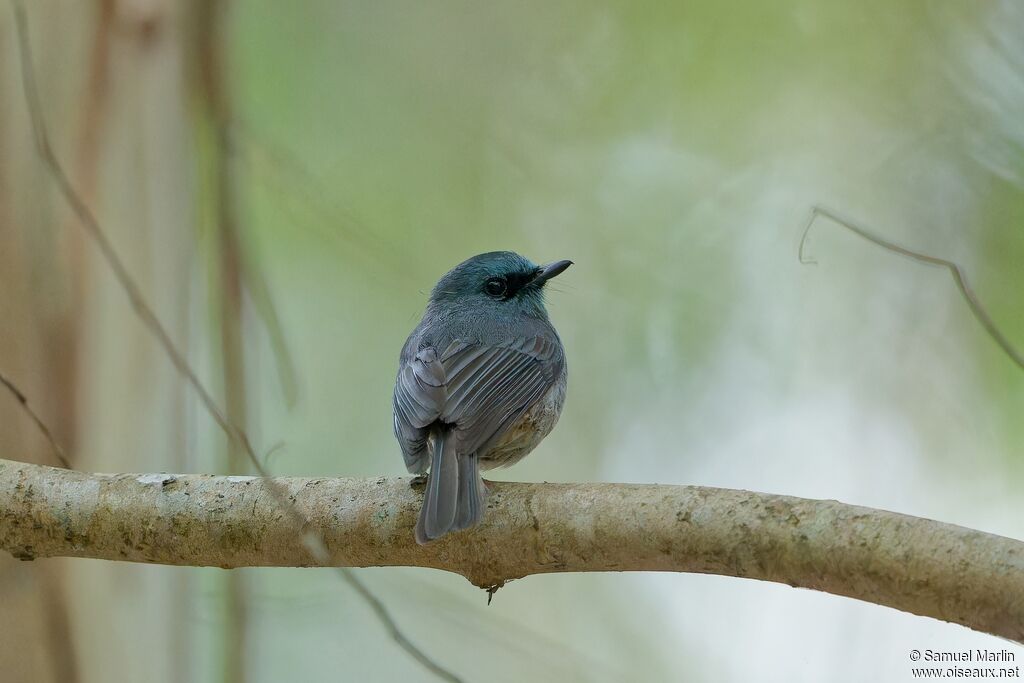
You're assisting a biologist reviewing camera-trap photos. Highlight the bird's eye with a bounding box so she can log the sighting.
[484,277,507,298]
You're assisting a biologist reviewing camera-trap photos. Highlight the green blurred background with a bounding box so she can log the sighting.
[0,1,1022,681]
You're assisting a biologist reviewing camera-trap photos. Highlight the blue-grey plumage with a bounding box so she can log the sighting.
[393,251,570,544]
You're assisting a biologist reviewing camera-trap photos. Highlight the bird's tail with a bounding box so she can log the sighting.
[452,450,486,533]
[415,429,487,545]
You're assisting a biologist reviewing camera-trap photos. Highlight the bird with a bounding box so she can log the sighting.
[393,251,571,544]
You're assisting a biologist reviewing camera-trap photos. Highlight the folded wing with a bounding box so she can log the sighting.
[393,336,563,472]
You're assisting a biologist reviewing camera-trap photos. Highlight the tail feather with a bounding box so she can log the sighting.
[452,454,486,532]
[415,430,488,544]
[415,430,458,545]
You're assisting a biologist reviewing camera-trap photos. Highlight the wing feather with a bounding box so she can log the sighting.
[393,346,447,471]
[393,334,563,472]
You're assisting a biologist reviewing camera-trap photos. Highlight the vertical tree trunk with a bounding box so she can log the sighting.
[44,1,197,681]
[195,3,250,682]
[0,3,89,681]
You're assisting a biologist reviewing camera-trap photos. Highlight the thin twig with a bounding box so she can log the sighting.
[337,571,466,681]
[0,372,71,469]
[227,121,416,285]
[11,4,462,681]
[800,205,1024,371]
[14,0,257,485]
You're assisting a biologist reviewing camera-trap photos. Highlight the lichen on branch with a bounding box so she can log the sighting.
[1,458,1022,643]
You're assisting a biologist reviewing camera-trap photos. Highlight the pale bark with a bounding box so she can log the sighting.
[1,458,1021,644]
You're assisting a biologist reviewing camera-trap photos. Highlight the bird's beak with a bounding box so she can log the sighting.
[533,259,573,285]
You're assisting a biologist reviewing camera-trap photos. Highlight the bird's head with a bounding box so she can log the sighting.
[428,251,572,318]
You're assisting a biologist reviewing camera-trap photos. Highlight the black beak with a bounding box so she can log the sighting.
[533,259,573,285]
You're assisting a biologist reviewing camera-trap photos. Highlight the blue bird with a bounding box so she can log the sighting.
[393,252,571,544]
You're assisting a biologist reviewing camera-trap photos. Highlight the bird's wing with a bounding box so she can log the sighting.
[393,336,563,472]
[393,345,447,472]
[439,336,563,456]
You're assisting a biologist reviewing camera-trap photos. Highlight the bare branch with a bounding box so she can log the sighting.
[0,373,71,469]
[800,206,1024,370]
[11,4,459,680]
[227,121,416,286]
[1,458,1022,645]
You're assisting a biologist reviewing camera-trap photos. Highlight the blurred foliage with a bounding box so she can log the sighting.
[1,1,1022,681]
[220,2,1024,680]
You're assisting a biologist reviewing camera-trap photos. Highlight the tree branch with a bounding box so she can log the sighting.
[1,458,1021,644]
[0,374,71,469]
[800,206,1024,371]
